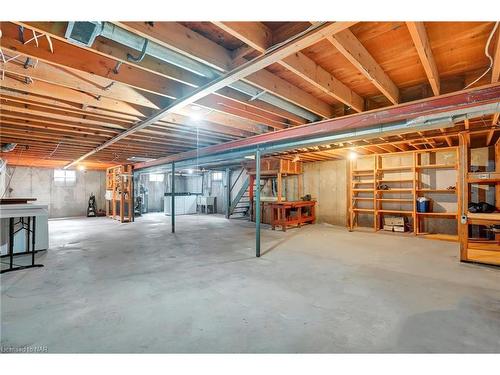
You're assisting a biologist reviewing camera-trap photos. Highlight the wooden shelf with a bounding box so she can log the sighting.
[459,140,500,266]
[467,241,500,251]
[377,166,413,171]
[467,172,500,183]
[353,169,374,173]
[416,164,456,169]
[353,208,375,212]
[377,189,414,192]
[376,198,413,202]
[352,181,374,184]
[379,179,414,182]
[416,189,456,193]
[350,148,461,240]
[420,233,459,242]
[353,197,374,201]
[377,209,413,214]
[467,212,500,225]
[353,188,375,192]
[417,212,457,218]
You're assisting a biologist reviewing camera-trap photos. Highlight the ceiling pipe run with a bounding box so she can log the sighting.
[98,22,320,122]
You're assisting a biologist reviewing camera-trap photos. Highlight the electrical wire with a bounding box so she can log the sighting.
[1,146,25,198]
[464,21,499,89]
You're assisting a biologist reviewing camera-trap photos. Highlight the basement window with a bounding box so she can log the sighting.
[54,169,76,186]
[149,173,164,182]
[212,172,223,181]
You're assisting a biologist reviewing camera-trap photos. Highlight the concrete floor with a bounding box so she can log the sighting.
[1,213,500,353]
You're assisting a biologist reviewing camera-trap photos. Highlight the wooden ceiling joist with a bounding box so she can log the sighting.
[113,21,348,118]
[406,22,440,96]
[492,23,500,84]
[326,29,400,105]
[61,21,355,168]
[213,21,365,112]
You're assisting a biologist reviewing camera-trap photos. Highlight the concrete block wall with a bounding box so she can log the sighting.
[285,159,348,226]
[4,165,106,218]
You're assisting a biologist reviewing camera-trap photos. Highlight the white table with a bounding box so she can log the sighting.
[0,203,48,273]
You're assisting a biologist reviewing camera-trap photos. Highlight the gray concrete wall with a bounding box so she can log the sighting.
[4,166,105,218]
[289,160,348,226]
[0,159,7,198]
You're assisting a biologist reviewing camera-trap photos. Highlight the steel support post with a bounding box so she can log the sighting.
[255,148,261,257]
[171,162,175,233]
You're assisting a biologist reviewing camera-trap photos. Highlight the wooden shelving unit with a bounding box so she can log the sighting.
[459,135,500,266]
[106,164,134,223]
[349,147,459,240]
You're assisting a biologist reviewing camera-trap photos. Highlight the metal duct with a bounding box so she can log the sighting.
[98,22,320,122]
[1,143,17,152]
[134,101,500,174]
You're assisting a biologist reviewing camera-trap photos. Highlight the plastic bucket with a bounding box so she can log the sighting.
[416,199,430,213]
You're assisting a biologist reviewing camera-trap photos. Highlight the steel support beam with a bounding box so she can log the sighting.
[255,147,261,258]
[171,162,175,233]
[135,84,500,171]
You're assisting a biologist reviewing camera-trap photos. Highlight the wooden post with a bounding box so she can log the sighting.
[496,140,500,210]
[458,132,468,261]
[374,154,379,231]
[277,172,282,202]
[413,151,418,234]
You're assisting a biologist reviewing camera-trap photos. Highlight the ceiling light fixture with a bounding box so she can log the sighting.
[348,151,358,160]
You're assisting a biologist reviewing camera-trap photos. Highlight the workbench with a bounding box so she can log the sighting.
[269,200,316,231]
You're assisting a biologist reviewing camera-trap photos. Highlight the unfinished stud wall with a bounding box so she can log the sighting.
[5,166,106,218]
[287,159,348,226]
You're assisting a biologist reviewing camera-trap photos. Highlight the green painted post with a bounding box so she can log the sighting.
[171,162,175,233]
[255,148,261,257]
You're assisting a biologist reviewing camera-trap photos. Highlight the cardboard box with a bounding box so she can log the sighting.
[384,216,406,226]
[383,224,407,232]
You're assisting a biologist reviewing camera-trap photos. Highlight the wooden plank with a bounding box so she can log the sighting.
[64,22,354,167]
[326,29,400,104]
[114,21,340,119]
[0,24,184,99]
[492,24,500,83]
[406,22,441,96]
[213,21,364,112]
[213,22,272,52]
[17,22,310,126]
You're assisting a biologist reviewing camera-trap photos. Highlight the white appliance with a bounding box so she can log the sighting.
[164,195,197,216]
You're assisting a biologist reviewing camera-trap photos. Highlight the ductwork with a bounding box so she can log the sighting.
[97,22,320,122]
[1,143,17,152]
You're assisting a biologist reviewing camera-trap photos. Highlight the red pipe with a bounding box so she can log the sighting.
[135,83,500,170]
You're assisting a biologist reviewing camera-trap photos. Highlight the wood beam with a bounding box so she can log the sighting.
[213,22,272,52]
[492,24,500,83]
[113,21,352,119]
[63,22,355,167]
[15,22,307,126]
[213,21,364,112]
[406,22,440,96]
[326,29,400,104]
[0,23,185,100]
[134,83,500,170]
